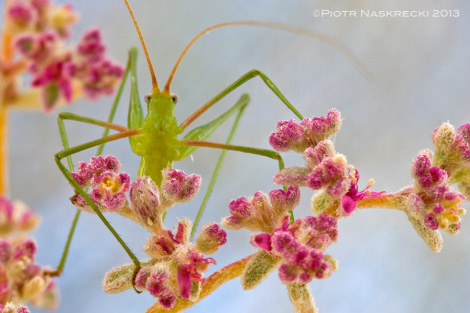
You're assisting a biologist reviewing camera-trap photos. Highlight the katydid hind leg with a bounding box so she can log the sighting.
[180,69,305,131]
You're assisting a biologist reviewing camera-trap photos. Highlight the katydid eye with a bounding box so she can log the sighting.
[144,93,151,103]
[171,94,178,104]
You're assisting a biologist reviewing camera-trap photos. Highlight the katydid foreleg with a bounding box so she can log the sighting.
[52,48,137,276]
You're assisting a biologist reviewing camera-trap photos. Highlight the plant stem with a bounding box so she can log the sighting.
[145,254,254,313]
[0,106,8,195]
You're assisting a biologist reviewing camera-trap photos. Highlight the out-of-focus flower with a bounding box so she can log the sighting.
[0,197,39,236]
[4,0,123,112]
[0,237,58,310]
[0,302,31,313]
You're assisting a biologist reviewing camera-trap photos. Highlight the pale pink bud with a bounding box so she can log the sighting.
[195,223,227,254]
[278,264,298,284]
[0,240,12,264]
[161,169,201,203]
[228,197,255,219]
[8,3,36,26]
[273,166,310,186]
[304,140,336,169]
[12,239,37,261]
[424,214,439,230]
[269,185,300,212]
[130,177,161,225]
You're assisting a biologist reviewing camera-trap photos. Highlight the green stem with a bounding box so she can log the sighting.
[190,97,247,240]
[0,106,8,195]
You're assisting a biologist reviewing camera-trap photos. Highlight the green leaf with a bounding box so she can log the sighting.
[407,215,443,253]
[287,283,318,313]
[241,250,280,290]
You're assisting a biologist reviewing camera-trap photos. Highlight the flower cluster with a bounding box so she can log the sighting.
[432,123,470,199]
[135,220,226,308]
[14,28,123,111]
[129,171,201,229]
[0,197,58,311]
[251,215,338,285]
[102,212,226,309]
[70,156,203,234]
[222,185,300,233]
[4,0,123,112]
[407,152,465,235]
[269,109,341,153]
[0,302,30,313]
[0,198,38,236]
[69,155,227,308]
[71,155,130,213]
[6,0,77,37]
[221,185,338,297]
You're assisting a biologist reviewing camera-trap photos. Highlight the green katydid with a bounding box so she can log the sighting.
[52,0,369,291]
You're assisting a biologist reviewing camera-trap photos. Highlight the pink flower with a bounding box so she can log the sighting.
[250,215,338,284]
[341,169,384,215]
[8,2,36,27]
[133,219,224,306]
[269,109,342,153]
[407,153,466,234]
[0,197,39,235]
[71,156,129,212]
[160,169,202,204]
[129,177,161,225]
[0,237,59,310]
[222,185,300,233]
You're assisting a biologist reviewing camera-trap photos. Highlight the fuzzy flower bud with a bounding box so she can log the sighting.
[160,169,202,204]
[432,123,470,199]
[243,215,338,289]
[269,109,342,153]
[0,197,39,235]
[129,177,161,226]
[105,219,219,307]
[407,153,466,235]
[0,303,31,313]
[195,223,227,254]
[222,186,301,233]
[0,237,59,310]
[274,143,351,202]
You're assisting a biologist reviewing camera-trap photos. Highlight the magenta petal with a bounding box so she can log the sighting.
[250,233,272,251]
[177,268,191,299]
[341,195,357,214]
[58,78,73,102]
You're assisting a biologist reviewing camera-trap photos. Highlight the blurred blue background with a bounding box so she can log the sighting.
[3,0,470,312]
